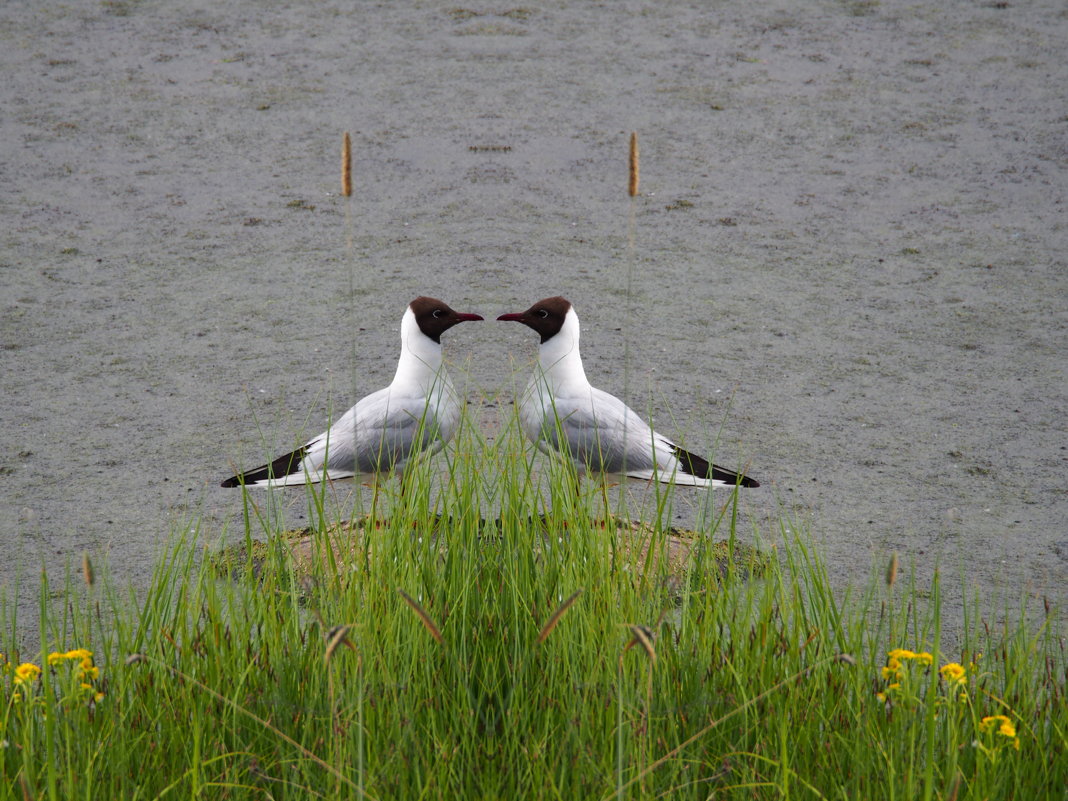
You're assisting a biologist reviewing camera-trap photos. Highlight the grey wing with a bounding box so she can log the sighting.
[307,388,446,477]
[536,387,664,475]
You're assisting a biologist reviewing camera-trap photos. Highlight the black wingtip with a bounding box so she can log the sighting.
[220,445,309,488]
[672,445,759,488]
[708,463,760,488]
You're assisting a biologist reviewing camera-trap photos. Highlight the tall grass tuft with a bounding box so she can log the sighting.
[1,415,1065,799]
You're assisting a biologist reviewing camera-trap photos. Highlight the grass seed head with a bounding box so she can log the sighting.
[325,624,355,663]
[626,624,657,664]
[537,589,583,644]
[341,131,352,197]
[82,552,94,587]
[628,131,640,197]
[398,589,444,644]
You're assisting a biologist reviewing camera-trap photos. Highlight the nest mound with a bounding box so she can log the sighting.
[213,516,768,595]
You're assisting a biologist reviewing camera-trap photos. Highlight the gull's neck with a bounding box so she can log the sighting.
[393,306,445,391]
[536,308,588,390]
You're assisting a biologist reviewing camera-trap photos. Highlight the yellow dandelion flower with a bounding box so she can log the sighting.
[80,682,94,691]
[979,715,1015,736]
[875,691,887,703]
[914,652,933,665]
[888,648,916,661]
[940,663,967,684]
[887,682,901,691]
[881,665,901,680]
[13,663,41,685]
[78,658,99,681]
[47,652,67,666]
[979,715,1020,749]
[65,648,92,661]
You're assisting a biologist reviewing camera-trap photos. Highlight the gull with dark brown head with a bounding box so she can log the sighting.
[221,297,483,488]
[497,296,758,489]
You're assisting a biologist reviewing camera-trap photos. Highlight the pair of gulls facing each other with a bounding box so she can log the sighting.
[220,296,760,491]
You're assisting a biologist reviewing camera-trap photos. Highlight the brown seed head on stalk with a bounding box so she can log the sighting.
[624,624,657,664]
[82,552,94,588]
[628,131,640,197]
[341,132,352,197]
[324,624,356,663]
[398,589,444,644]
[537,589,583,644]
[886,552,899,589]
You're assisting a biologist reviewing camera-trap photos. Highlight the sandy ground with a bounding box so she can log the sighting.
[2,0,1066,646]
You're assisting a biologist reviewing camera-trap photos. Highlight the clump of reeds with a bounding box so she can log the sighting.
[2,412,1064,800]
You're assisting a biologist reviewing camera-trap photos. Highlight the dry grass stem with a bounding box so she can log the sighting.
[398,589,444,644]
[628,131,640,197]
[946,773,962,801]
[341,131,352,197]
[537,589,583,644]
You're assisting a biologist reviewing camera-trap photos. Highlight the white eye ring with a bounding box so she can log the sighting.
[537,309,549,318]
[432,309,443,318]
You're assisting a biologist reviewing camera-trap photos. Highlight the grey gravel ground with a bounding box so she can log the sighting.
[2,1,1066,646]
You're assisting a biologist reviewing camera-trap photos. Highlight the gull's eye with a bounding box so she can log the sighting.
[536,309,549,318]
[432,309,443,318]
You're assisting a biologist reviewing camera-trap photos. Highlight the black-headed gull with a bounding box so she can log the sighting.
[221,297,483,488]
[497,296,759,488]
